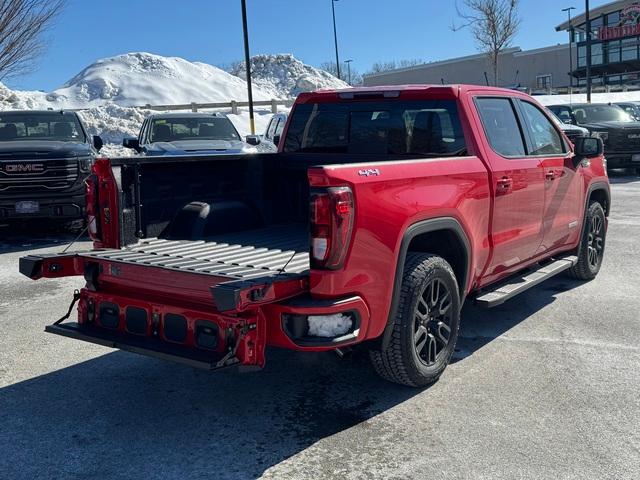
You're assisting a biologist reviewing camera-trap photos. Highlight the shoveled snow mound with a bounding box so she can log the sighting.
[232,54,349,99]
[536,90,640,105]
[307,314,353,338]
[46,52,272,108]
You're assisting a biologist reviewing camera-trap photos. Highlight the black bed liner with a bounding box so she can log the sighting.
[81,224,309,279]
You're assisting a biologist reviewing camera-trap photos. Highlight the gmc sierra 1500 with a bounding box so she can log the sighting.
[20,85,610,386]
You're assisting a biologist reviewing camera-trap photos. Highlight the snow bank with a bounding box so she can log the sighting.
[536,90,640,105]
[48,52,272,108]
[231,53,350,99]
[307,314,353,338]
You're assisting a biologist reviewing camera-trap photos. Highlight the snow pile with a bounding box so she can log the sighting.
[46,52,273,108]
[535,90,640,106]
[307,314,353,338]
[231,54,349,99]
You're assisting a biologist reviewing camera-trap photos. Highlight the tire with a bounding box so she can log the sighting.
[370,253,461,387]
[568,201,606,280]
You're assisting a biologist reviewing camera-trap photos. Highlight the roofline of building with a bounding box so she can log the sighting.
[362,44,570,80]
[363,47,522,79]
[555,0,633,31]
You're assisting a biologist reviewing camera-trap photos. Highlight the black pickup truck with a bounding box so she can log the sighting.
[548,102,640,172]
[0,110,103,227]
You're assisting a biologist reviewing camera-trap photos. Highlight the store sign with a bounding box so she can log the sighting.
[599,3,640,40]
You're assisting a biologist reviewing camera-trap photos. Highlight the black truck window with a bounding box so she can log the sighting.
[0,112,85,142]
[283,100,466,156]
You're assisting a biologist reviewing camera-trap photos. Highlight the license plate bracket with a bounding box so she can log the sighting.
[15,201,40,214]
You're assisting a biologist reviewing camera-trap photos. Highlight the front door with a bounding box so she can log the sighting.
[474,96,546,285]
[515,99,583,254]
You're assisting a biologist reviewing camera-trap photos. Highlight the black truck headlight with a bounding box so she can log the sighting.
[78,157,93,173]
[592,131,609,143]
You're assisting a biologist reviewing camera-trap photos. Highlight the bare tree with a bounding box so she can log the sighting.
[366,58,423,75]
[452,0,520,86]
[0,0,66,79]
[319,60,363,85]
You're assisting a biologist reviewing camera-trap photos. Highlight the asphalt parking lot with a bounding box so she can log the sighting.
[1,174,639,480]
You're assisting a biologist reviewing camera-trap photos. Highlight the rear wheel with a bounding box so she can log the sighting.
[568,201,606,280]
[370,253,460,387]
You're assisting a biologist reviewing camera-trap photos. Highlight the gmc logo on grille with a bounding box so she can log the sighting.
[3,163,44,173]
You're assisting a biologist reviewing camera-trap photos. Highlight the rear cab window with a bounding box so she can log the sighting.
[283,100,467,157]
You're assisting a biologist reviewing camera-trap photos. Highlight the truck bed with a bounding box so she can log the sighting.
[82,224,309,279]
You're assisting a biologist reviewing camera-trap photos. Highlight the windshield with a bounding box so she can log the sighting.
[283,100,466,155]
[573,105,634,124]
[149,117,240,142]
[0,112,85,142]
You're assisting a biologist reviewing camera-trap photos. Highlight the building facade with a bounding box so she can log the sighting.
[363,0,640,91]
[556,0,640,87]
[362,44,574,91]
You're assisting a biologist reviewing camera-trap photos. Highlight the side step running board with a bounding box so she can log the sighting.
[475,255,578,308]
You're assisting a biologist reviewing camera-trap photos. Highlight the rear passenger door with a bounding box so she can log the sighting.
[474,97,545,284]
[516,99,582,254]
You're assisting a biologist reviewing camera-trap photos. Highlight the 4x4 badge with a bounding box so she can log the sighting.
[358,168,380,177]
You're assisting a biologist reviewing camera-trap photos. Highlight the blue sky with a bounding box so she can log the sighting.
[8,0,611,91]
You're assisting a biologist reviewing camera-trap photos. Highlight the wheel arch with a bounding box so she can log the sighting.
[379,217,471,351]
[587,182,610,216]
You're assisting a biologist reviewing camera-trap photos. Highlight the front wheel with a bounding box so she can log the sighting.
[370,253,461,387]
[568,201,606,280]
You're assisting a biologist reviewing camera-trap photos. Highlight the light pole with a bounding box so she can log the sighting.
[331,0,341,79]
[241,0,255,134]
[562,6,576,98]
[585,0,592,103]
[345,59,353,85]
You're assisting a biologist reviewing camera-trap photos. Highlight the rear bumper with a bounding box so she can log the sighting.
[46,322,246,371]
[0,191,85,221]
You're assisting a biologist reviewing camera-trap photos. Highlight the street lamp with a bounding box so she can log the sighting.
[331,0,341,79]
[240,0,255,134]
[344,59,353,85]
[562,6,576,97]
[585,0,592,103]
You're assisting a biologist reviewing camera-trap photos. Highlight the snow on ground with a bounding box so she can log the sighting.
[231,53,350,99]
[535,90,640,105]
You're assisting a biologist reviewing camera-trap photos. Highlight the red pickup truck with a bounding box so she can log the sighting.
[20,85,610,387]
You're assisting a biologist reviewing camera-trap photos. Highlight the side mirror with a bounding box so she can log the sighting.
[272,134,281,146]
[92,135,103,151]
[574,136,603,160]
[123,137,141,152]
[245,135,261,146]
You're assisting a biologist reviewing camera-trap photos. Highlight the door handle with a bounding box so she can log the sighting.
[497,176,512,189]
[545,171,556,181]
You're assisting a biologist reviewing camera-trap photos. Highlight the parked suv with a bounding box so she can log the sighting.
[122,112,256,156]
[261,112,288,151]
[548,102,640,171]
[0,110,102,227]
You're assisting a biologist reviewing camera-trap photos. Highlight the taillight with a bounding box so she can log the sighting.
[85,173,101,241]
[310,186,354,269]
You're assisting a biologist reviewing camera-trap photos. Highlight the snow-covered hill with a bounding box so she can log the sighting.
[46,52,273,108]
[231,54,349,99]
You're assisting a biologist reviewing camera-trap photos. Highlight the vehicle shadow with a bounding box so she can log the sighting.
[0,274,585,479]
[454,275,584,362]
[0,346,416,480]
[0,224,81,254]
[607,170,640,184]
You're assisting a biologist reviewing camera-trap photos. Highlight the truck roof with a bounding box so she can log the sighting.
[146,112,227,119]
[296,84,528,103]
[0,109,79,115]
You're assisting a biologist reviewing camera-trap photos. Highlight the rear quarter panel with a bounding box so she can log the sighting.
[308,156,491,340]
